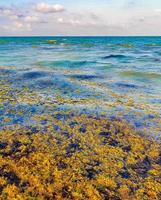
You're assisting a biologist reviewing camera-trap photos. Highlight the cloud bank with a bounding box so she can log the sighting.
[36,3,65,13]
[0,0,161,36]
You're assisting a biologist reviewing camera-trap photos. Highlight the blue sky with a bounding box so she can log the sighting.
[0,0,161,36]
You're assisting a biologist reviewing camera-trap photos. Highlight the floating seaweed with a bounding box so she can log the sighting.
[0,36,161,199]
[119,43,134,48]
[46,40,57,45]
[0,112,160,199]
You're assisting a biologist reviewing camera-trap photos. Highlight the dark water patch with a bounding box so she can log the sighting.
[151,99,161,104]
[11,117,24,125]
[122,145,131,152]
[115,82,138,89]
[26,127,40,135]
[108,139,120,147]
[2,171,20,186]
[79,126,86,133]
[99,131,111,144]
[122,113,144,129]
[85,167,99,180]
[66,142,81,156]
[102,54,127,59]
[153,58,161,62]
[22,71,48,79]
[119,168,130,179]
[34,77,72,91]
[143,114,156,120]
[99,131,111,138]
[134,121,143,128]
[33,77,94,99]
[35,79,55,89]
[40,119,48,125]
[68,74,100,80]
[147,114,156,119]
[0,142,8,150]
[54,113,69,120]
[0,68,16,75]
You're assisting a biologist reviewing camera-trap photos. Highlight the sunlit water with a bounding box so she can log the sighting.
[0,37,161,139]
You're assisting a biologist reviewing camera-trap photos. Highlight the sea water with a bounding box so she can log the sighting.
[0,36,161,139]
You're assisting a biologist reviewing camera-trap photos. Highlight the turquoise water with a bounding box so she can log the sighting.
[0,37,161,139]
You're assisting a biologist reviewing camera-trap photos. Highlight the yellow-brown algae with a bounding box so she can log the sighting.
[0,113,161,200]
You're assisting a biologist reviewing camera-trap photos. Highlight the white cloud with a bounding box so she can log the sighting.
[36,3,65,13]
[57,17,64,23]
[57,18,81,25]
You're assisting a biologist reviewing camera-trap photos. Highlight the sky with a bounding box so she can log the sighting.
[0,0,161,36]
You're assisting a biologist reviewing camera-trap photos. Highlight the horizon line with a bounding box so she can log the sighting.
[1,35,161,37]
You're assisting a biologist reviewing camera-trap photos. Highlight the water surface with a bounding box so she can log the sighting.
[0,36,161,139]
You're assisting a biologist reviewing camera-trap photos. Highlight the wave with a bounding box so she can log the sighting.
[102,54,127,59]
[35,60,92,68]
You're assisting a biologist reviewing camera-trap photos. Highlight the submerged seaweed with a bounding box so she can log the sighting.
[121,71,161,79]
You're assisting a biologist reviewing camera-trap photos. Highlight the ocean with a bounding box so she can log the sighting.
[0,36,161,139]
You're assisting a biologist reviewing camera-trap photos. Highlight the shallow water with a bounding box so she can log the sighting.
[0,36,161,139]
